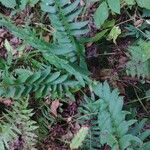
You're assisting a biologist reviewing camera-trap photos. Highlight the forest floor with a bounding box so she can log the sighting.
[0,1,150,150]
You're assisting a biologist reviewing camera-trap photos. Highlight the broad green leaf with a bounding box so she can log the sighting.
[70,127,89,149]
[80,29,108,43]
[136,0,150,9]
[94,2,109,28]
[107,0,120,14]
[107,26,121,44]
[102,19,116,29]
[125,0,136,5]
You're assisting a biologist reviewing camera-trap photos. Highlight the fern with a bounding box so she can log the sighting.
[0,15,90,87]
[0,124,19,150]
[0,99,38,150]
[0,0,39,9]
[126,40,150,79]
[78,81,142,150]
[78,96,100,150]
[41,0,89,63]
[36,103,55,140]
[129,118,150,150]
[0,67,81,99]
[78,94,101,150]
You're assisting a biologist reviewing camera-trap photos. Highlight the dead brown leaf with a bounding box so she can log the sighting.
[0,98,13,106]
[51,100,60,117]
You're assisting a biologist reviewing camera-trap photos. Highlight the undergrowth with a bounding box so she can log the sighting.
[0,0,150,150]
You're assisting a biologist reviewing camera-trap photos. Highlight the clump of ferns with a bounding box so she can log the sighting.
[0,98,38,150]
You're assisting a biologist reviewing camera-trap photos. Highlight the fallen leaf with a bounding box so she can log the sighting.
[0,98,13,106]
[44,34,50,42]
[134,19,144,28]
[51,100,60,116]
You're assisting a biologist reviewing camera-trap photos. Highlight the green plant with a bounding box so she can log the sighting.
[41,0,89,64]
[129,118,150,149]
[94,0,120,28]
[0,67,81,99]
[0,15,90,87]
[0,0,39,9]
[126,40,150,79]
[0,99,38,150]
[78,82,142,150]
[0,0,150,149]
[94,0,150,29]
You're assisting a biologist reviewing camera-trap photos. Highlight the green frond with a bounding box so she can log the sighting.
[78,81,142,150]
[0,67,81,99]
[126,40,150,79]
[129,118,150,149]
[0,15,90,86]
[78,94,101,150]
[36,104,55,140]
[41,0,89,62]
[0,99,38,150]
[0,124,19,150]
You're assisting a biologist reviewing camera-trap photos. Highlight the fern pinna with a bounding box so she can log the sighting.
[41,0,89,63]
[79,82,142,150]
[0,67,81,99]
[0,99,38,150]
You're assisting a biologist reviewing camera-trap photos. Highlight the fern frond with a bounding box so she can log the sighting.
[129,118,150,150]
[78,81,142,150]
[41,0,89,62]
[0,124,19,150]
[0,67,81,99]
[126,40,150,79]
[0,15,90,86]
[0,99,38,150]
[78,94,101,150]
[36,103,55,140]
